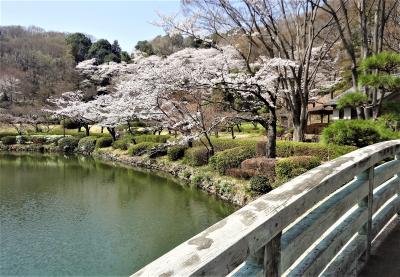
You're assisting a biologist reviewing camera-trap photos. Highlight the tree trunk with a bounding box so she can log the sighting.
[230,127,235,139]
[292,105,307,142]
[127,121,135,135]
[107,127,116,141]
[356,107,364,119]
[83,124,90,136]
[204,133,214,156]
[266,109,277,158]
[100,127,104,133]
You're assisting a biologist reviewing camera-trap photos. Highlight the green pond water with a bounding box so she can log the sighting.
[0,153,235,276]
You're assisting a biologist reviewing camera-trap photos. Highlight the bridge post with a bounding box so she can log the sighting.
[357,166,375,261]
[264,231,282,277]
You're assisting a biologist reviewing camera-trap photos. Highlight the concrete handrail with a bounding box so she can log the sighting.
[133,140,400,277]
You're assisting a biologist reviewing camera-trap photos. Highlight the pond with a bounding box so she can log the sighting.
[0,153,235,276]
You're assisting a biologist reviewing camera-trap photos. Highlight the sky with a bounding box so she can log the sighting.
[0,0,181,52]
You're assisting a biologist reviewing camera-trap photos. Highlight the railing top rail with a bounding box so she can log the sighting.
[133,140,400,277]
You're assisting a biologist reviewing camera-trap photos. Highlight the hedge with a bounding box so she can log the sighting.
[0,132,17,139]
[275,156,321,182]
[58,137,79,153]
[1,136,17,145]
[249,176,273,194]
[276,141,357,161]
[96,137,113,148]
[321,120,399,147]
[193,138,257,152]
[167,145,187,161]
[209,145,256,174]
[112,139,130,150]
[134,134,170,143]
[77,136,97,154]
[128,142,161,156]
[184,147,210,166]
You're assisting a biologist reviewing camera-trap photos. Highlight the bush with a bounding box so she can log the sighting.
[1,136,16,145]
[128,142,161,156]
[321,120,397,147]
[96,137,113,148]
[134,134,170,143]
[276,141,356,161]
[16,135,29,144]
[58,137,79,153]
[241,157,276,179]
[112,139,129,150]
[184,147,210,166]
[193,138,257,152]
[250,176,273,194]
[225,168,256,179]
[31,136,47,145]
[209,145,256,174]
[167,145,187,161]
[0,132,17,139]
[77,136,97,154]
[276,156,321,181]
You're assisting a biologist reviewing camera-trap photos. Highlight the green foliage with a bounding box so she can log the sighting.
[359,51,400,91]
[96,137,113,148]
[65,32,92,63]
[135,40,154,56]
[1,136,17,145]
[209,146,256,174]
[0,132,17,139]
[360,51,400,72]
[128,142,161,156]
[276,156,321,181]
[167,145,187,161]
[112,139,129,150]
[337,92,368,109]
[103,53,120,63]
[321,120,398,147]
[134,134,170,143]
[276,141,357,160]
[77,136,97,154]
[111,40,121,62]
[184,147,210,166]
[249,176,273,194]
[120,51,131,63]
[193,137,257,152]
[86,39,112,64]
[58,137,79,153]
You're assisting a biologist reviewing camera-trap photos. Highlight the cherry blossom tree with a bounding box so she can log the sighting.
[158,0,340,141]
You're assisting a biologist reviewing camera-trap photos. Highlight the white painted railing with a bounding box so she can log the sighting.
[132,140,400,277]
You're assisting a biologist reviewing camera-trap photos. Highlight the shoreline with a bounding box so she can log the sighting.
[0,143,250,206]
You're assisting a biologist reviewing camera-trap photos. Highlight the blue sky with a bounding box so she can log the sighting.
[0,0,181,52]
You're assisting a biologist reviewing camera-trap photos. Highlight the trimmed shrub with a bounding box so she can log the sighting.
[193,138,258,152]
[276,156,321,181]
[16,135,29,144]
[128,142,161,156]
[241,157,276,179]
[167,145,187,161]
[321,120,398,147]
[0,132,17,139]
[112,139,129,150]
[134,134,170,143]
[250,176,273,194]
[225,168,256,179]
[184,147,209,166]
[58,137,79,153]
[31,136,47,145]
[209,145,256,174]
[77,136,97,154]
[276,141,356,161]
[1,136,16,145]
[96,137,113,148]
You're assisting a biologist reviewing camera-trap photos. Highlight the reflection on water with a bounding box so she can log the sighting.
[0,153,235,276]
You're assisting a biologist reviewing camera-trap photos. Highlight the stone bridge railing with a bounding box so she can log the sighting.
[133,140,400,277]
